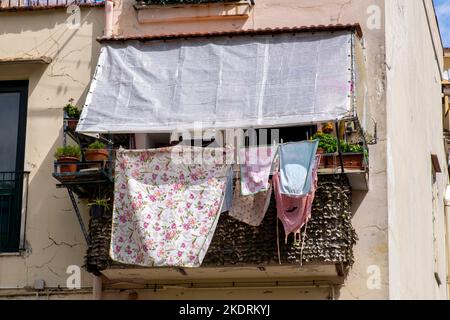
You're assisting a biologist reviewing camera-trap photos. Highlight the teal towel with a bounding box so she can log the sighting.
[279,140,319,196]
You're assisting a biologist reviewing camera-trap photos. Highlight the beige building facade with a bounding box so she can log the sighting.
[0,0,448,300]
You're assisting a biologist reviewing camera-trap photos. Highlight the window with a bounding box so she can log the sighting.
[0,81,28,253]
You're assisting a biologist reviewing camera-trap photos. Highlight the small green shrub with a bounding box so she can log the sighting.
[341,141,364,153]
[54,145,82,159]
[88,198,111,211]
[88,140,106,150]
[63,100,81,119]
[312,132,337,153]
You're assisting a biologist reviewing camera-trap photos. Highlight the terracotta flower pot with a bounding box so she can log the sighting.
[57,156,79,173]
[316,148,326,169]
[342,153,364,169]
[66,119,78,131]
[85,149,109,169]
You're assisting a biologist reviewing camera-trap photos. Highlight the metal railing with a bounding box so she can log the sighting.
[0,0,103,9]
[0,171,29,253]
[136,0,243,5]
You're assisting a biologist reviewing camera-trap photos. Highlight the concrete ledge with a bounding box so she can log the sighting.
[135,2,251,24]
[0,56,52,65]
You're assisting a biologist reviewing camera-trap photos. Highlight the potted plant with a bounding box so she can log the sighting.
[322,122,334,134]
[312,132,337,168]
[54,145,82,173]
[341,141,365,170]
[85,140,109,168]
[88,198,110,219]
[63,99,81,131]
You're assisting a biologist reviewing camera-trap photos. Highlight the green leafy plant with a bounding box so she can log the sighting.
[88,140,107,150]
[63,99,81,119]
[312,132,337,153]
[340,141,364,153]
[54,145,82,159]
[88,198,111,211]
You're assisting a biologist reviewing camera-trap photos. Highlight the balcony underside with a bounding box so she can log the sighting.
[101,263,345,286]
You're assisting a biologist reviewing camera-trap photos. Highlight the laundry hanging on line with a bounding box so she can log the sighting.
[228,179,273,227]
[274,153,321,243]
[239,145,277,196]
[110,146,230,268]
[278,140,319,196]
[220,168,234,213]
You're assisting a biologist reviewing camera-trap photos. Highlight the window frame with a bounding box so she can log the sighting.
[0,80,29,253]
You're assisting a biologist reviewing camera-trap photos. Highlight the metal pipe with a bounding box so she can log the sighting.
[104,0,114,38]
[92,275,103,300]
[335,121,345,173]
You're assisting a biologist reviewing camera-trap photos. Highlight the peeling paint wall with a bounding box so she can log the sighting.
[0,8,104,295]
[385,0,449,300]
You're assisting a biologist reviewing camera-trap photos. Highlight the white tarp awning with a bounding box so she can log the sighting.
[77,31,354,134]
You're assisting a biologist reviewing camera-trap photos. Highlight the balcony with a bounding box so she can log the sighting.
[52,119,361,284]
[51,28,368,286]
[89,174,356,285]
[134,0,252,24]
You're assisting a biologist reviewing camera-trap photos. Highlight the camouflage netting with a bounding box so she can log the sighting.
[85,213,113,275]
[84,175,357,274]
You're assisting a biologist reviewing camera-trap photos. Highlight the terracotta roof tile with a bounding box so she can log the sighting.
[97,23,362,42]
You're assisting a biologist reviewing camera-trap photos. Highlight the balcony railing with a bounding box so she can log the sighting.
[136,0,244,5]
[0,0,103,10]
[0,171,29,253]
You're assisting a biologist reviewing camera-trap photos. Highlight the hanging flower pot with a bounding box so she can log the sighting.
[90,204,105,219]
[63,99,81,131]
[88,198,110,220]
[66,119,79,131]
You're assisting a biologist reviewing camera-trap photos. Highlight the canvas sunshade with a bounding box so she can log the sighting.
[77,31,354,134]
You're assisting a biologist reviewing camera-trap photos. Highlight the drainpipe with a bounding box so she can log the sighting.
[104,0,114,38]
[92,275,103,300]
[444,186,450,299]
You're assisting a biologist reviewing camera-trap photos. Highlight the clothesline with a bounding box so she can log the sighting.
[109,141,320,268]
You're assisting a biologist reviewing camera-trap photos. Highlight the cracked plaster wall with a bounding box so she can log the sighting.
[0,8,104,292]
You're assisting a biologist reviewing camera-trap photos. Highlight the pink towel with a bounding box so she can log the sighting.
[274,155,320,242]
[239,146,275,195]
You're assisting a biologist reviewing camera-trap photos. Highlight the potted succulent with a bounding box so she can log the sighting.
[312,132,337,168]
[85,140,109,168]
[63,99,82,131]
[88,198,110,219]
[54,145,82,173]
[341,142,365,170]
